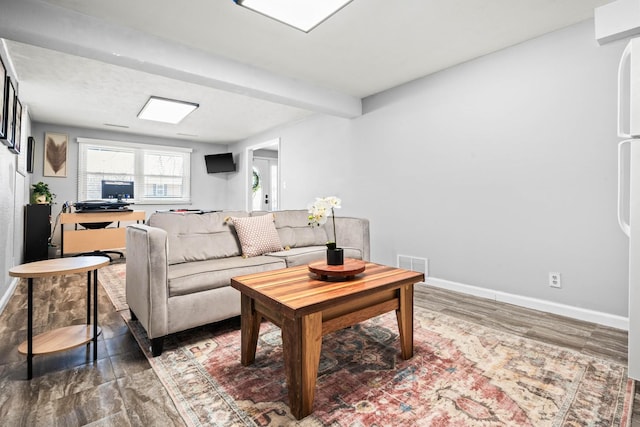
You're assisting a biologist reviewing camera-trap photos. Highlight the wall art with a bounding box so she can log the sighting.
[26,136,34,173]
[9,97,21,154]
[43,132,68,177]
[0,58,6,140]
[2,77,15,147]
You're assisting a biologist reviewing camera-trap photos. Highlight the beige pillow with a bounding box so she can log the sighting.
[229,214,283,257]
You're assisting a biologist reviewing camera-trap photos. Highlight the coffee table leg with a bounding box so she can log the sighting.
[396,284,414,360]
[240,294,261,366]
[282,312,322,420]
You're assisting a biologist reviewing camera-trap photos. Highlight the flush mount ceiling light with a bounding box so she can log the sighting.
[234,0,353,33]
[137,96,199,124]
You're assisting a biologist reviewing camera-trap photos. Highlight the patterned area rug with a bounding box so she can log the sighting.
[98,261,127,311]
[99,268,634,426]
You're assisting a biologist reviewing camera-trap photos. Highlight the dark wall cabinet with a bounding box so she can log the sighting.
[24,204,51,263]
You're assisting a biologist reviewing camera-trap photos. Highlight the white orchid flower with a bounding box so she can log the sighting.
[308,196,342,246]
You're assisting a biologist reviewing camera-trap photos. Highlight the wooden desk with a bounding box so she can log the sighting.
[9,256,110,379]
[60,210,145,256]
[231,261,424,419]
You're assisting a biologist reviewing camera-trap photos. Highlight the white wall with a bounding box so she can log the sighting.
[0,44,31,311]
[358,19,627,316]
[0,138,19,303]
[229,20,631,319]
[227,116,357,212]
[29,123,232,246]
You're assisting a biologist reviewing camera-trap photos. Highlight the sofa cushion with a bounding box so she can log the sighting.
[228,213,283,257]
[266,246,364,267]
[253,210,329,248]
[148,211,246,265]
[167,255,285,297]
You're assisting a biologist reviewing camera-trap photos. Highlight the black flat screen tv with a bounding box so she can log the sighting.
[101,180,134,201]
[205,153,236,173]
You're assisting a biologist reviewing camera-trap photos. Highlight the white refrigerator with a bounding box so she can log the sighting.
[617,37,640,380]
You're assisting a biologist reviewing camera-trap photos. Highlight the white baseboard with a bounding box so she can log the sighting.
[425,276,629,331]
[0,277,19,316]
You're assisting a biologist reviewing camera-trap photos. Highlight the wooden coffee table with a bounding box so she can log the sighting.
[230,260,425,419]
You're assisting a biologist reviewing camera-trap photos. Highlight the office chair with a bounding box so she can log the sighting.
[72,221,124,260]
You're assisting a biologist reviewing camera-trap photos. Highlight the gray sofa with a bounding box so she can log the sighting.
[125,209,370,356]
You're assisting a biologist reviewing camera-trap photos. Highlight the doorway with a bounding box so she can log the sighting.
[246,138,280,212]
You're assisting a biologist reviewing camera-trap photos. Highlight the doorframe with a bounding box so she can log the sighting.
[245,138,280,212]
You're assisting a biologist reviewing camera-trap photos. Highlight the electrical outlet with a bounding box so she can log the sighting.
[549,272,561,288]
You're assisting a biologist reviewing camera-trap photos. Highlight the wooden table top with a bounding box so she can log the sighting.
[9,256,111,278]
[60,210,145,224]
[231,261,424,318]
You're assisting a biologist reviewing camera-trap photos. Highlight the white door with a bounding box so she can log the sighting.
[252,157,278,211]
[246,138,280,212]
[627,141,640,379]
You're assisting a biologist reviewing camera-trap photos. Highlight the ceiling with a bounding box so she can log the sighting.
[0,0,613,144]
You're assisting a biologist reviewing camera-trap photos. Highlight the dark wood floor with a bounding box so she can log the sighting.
[0,271,638,426]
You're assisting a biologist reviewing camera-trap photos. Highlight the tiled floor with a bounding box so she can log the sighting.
[0,271,637,425]
[0,272,184,426]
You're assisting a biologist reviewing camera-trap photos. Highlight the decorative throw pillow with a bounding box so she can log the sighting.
[228,214,283,257]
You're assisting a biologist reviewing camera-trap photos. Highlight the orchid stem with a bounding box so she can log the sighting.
[332,207,337,246]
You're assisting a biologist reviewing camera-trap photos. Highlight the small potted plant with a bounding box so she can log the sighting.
[308,196,343,265]
[31,181,55,204]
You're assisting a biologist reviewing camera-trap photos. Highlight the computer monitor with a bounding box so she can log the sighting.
[101,180,134,201]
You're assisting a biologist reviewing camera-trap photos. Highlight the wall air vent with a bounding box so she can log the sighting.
[397,255,428,281]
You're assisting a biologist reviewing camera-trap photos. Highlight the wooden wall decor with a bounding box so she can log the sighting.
[43,132,68,177]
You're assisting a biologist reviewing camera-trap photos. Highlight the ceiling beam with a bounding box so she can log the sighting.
[0,0,362,118]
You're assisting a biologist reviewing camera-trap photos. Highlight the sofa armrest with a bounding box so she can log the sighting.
[126,224,169,339]
[334,217,370,261]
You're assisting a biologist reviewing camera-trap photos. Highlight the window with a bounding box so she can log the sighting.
[78,138,191,204]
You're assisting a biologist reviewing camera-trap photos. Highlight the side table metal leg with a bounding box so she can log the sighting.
[86,271,91,324]
[27,277,33,380]
[93,269,98,361]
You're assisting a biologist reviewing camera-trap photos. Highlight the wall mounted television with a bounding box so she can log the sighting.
[101,180,134,201]
[205,153,236,173]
